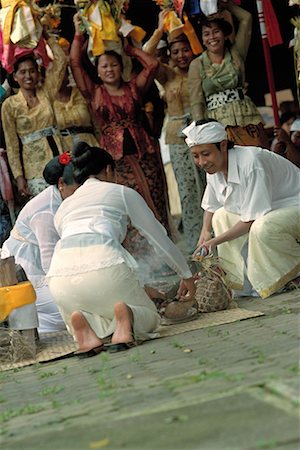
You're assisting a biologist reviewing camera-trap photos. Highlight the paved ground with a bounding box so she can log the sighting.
[1,287,299,450]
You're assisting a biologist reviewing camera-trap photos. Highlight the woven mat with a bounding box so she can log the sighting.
[0,307,264,371]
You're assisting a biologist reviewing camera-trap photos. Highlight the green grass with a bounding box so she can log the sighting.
[39,384,65,397]
[164,370,226,391]
[0,403,47,423]
[170,340,185,349]
[255,439,278,449]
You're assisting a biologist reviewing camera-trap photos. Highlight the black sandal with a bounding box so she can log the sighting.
[75,345,106,359]
[104,342,136,353]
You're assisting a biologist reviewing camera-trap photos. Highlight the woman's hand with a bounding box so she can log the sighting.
[16,176,30,197]
[73,12,84,36]
[177,277,196,302]
[158,9,170,32]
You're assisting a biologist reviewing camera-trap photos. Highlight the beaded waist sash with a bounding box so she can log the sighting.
[206,88,245,111]
[21,127,58,145]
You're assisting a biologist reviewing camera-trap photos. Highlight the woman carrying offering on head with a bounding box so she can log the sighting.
[1,30,67,198]
[144,9,206,253]
[69,13,170,248]
[188,0,269,148]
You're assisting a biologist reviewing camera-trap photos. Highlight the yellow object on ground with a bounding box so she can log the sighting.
[0,281,36,321]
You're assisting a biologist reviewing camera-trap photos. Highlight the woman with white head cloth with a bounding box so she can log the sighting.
[183,119,300,298]
[1,154,79,332]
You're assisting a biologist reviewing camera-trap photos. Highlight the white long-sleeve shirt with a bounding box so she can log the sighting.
[1,186,61,287]
[47,178,192,279]
[202,146,300,222]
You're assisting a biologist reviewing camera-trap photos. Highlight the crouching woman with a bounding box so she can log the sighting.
[47,142,195,356]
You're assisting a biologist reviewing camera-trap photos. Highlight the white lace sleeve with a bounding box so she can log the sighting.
[123,188,192,279]
[30,212,59,275]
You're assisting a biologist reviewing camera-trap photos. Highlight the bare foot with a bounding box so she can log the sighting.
[71,311,103,351]
[111,302,134,344]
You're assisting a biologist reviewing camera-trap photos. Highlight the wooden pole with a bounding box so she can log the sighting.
[256,0,280,126]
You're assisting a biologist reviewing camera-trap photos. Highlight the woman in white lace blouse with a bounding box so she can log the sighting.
[1,154,79,332]
[47,142,195,357]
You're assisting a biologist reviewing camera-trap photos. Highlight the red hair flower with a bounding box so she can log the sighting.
[59,152,72,166]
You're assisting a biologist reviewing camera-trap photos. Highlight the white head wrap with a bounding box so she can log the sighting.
[182,121,227,148]
[290,118,300,132]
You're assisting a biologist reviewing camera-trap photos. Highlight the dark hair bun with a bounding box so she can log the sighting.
[72,141,115,184]
[72,141,90,159]
[43,156,64,185]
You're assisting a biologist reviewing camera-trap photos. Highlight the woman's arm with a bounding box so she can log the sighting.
[188,58,206,121]
[1,100,30,196]
[30,212,60,275]
[143,10,174,86]
[143,9,167,56]
[42,33,68,98]
[125,188,196,300]
[225,0,252,60]
[126,45,159,95]
[124,187,193,280]
[69,13,95,102]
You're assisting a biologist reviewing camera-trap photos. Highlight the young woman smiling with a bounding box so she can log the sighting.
[188,0,269,148]
[144,9,206,253]
[1,30,67,197]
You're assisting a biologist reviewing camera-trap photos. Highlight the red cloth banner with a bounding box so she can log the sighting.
[263,0,283,47]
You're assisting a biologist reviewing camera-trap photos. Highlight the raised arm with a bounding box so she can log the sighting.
[225,0,252,60]
[42,30,67,98]
[69,12,95,102]
[143,9,168,56]
[125,45,159,95]
[188,58,206,121]
[142,9,173,86]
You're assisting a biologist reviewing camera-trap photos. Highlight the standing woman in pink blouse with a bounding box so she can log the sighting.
[70,13,170,250]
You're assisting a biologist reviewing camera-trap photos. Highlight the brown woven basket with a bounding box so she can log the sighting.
[193,255,232,313]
